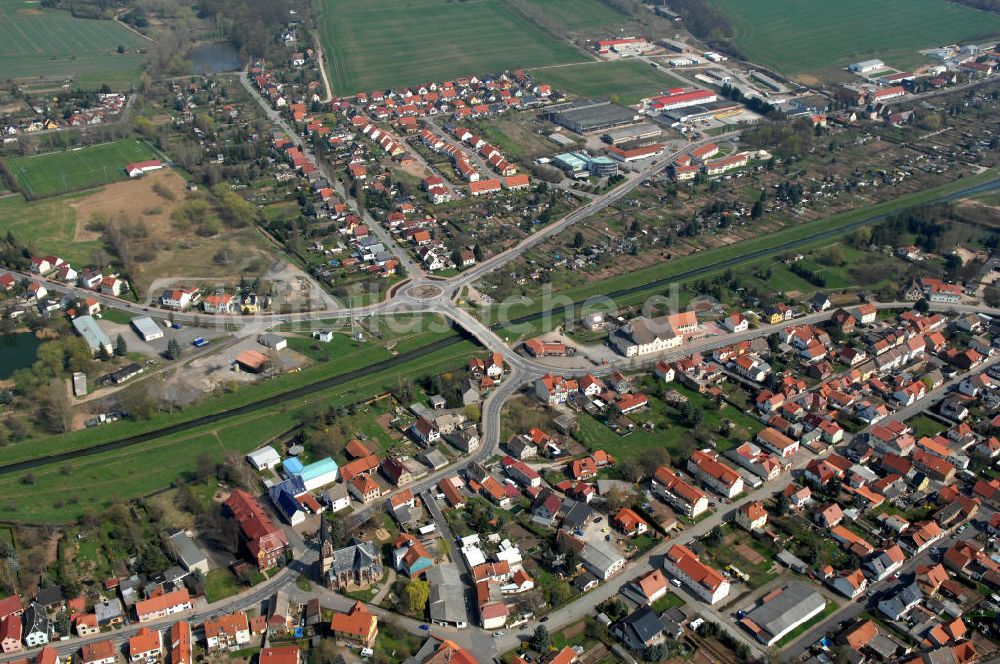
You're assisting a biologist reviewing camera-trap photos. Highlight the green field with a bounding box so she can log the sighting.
[3,139,160,199]
[0,338,475,522]
[707,0,1000,77]
[512,0,627,33]
[319,0,587,94]
[531,60,682,104]
[0,0,148,88]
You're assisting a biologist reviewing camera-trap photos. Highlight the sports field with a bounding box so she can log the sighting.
[0,0,148,88]
[707,0,1000,77]
[3,139,160,199]
[532,60,683,104]
[319,0,587,95]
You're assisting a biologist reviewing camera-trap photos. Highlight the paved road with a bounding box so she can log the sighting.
[448,132,740,292]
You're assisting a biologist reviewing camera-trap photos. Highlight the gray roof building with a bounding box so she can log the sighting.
[580,539,625,580]
[23,604,48,646]
[72,315,112,355]
[742,583,826,646]
[94,598,124,625]
[547,99,639,134]
[878,582,923,620]
[611,607,665,651]
[425,563,469,628]
[167,531,209,575]
[130,316,163,341]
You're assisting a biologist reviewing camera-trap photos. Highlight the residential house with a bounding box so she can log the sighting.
[204,612,251,652]
[651,466,709,518]
[735,501,768,531]
[135,591,191,624]
[611,608,665,653]
[662,544,729,605]
[128,628,162,663]
[329,602,378,648]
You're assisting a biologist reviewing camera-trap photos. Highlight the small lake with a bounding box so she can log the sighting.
[189,42,241,75]
[0,333,39,379]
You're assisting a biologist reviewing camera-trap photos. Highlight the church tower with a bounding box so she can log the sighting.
[319,517,335,585]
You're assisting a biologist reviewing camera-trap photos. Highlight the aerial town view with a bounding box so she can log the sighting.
[2,0,1000,663]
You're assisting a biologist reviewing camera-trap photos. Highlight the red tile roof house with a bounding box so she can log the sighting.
[129,627,162,662]
[0,614,21,653]
[134,589,191,623]
[612,508,649,537]
[80,640,116,664]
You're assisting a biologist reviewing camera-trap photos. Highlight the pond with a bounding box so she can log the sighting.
[0,332,39,379]
[189,42,241,75]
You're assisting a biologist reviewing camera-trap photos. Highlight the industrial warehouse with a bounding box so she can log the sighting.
[547,98,640,134]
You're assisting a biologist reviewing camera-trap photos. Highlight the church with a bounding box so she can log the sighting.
[320,518,383,590]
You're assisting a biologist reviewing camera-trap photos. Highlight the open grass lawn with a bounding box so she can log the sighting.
[651,591,684,613]
[286,334,374,363]
[319,0,586,95]
[0,192,101,264]
[0,0,147,88]
[204,568,242,603]
[907,414,946,439]
[706,0,1000,78]
[702,527,779,589]
[574,382,762,464]
[3,139,159,198]
[531,60,682,105]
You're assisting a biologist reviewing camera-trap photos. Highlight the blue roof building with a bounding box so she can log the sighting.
[282,457,305,476]
[269,476,308,526]
[299,457,339,491]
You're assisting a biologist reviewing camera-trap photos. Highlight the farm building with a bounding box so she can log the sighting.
[124,160,163,178]
[740,583,825,646]
[131,316,163,342]
[848,59,884,73]
[167,531,210,576]
[234,350,270,373]
[649,89,718,111]
[547,99,639,134]
[259,333,288,351]
[661,100,742,124]
[595,37,653,56]
[247,446,281,471]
